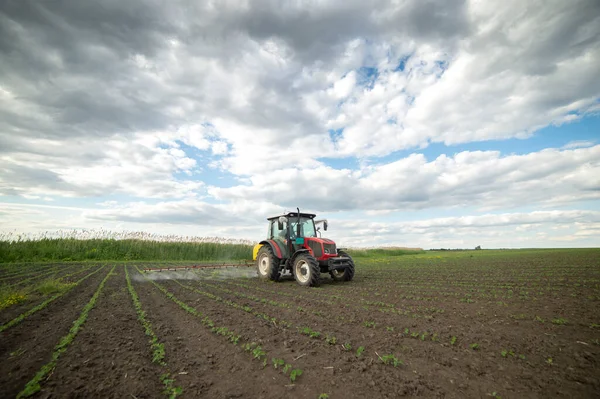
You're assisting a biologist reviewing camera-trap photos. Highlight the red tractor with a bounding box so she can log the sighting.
[252,208,355,287]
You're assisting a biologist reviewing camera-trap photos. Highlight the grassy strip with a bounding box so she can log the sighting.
[16,265,116,398]
[0,265,95,311]
[0,265,106,333]
[125,266,182,398]
[135,267,302,383]
[0,264,59,281]
[1,238,252,262]
[4,264,71,288]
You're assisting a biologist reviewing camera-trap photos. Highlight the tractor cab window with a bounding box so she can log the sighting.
[289,217,317,238]
[270,220,287,240]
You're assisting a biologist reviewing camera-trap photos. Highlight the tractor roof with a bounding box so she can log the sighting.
[267,212,316,221]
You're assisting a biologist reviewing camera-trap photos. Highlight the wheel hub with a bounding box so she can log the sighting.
[259,255,269,275]
[295,260,310,283]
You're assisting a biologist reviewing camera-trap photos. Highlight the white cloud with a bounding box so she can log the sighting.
[562,140,596,150]
[211,145,600,212]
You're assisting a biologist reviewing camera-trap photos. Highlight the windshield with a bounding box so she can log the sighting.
[289,217,317,238]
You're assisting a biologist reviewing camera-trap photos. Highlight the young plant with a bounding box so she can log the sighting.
[272,358,285,369]
[290,369,303,383]
[470,343,480,350]
[380,354,403,367]
[356,346,365,357]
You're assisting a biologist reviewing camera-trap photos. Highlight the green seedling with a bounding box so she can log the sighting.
[379,354,403,367]
[252,346,266,360]
[450,336,457,345]
[272,358,285,369]
[470,343,480,350]
[326,335,337,345]
[283,364,292,374]
[551,318,567,325]
[356,346,365,357]
[290,369,303,383]
[318,394,330,399]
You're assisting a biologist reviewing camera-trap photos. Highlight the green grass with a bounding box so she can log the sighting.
[0,238,252,262]
[34,279,76,295]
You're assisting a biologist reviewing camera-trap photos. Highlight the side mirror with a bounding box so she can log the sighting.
[323,221,328,231]
[278,216,287,231]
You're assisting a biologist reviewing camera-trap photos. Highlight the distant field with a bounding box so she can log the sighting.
[1,248,599,398]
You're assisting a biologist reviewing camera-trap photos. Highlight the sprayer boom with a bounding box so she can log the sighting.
[142,260,254,273]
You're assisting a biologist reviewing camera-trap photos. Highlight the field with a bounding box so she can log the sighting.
[1,248,599,398]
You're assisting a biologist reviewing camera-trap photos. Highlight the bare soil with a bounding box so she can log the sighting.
[0,250,598,398]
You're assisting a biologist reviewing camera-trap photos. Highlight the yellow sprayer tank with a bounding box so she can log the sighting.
[252,243,263,260]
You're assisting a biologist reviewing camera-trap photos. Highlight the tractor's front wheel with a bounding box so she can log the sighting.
[256,245,280,281]
[330,250,355,282]
[293,253,320,287]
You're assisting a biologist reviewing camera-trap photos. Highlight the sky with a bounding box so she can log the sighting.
[0,0,599,249]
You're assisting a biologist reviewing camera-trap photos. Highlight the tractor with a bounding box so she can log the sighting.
[252,208,355,287]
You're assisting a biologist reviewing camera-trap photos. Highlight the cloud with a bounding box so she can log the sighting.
[83,199,281,227]
[328,210,600,248]
[211,145,600,212]
[1,0,598,178]
[562,140,596,150]
[0,133,203,198]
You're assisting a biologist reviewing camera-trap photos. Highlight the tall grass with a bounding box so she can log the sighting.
[0,229,422,263]
[0,230,253,263]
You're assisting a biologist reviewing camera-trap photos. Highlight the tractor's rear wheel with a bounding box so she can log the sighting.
[330,250,355,282]
[293,253,320,287]
[257,245,280,281]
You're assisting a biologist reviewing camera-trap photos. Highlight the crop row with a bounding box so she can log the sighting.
[16,265,116,398]
[134,267,304,383]
[0,265,106,333]
[171,279,410,369]
[125,266,182,398]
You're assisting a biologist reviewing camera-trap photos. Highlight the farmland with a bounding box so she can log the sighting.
[1,248,599,398]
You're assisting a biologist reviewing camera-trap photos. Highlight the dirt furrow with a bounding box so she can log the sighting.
[159,278,446,398]
[40,266,164,398]
[0,264,105,326]
[0,265,109,398]
[132,270,296,399]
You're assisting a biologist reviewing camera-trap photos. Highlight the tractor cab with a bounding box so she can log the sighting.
[253,208,355,287]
